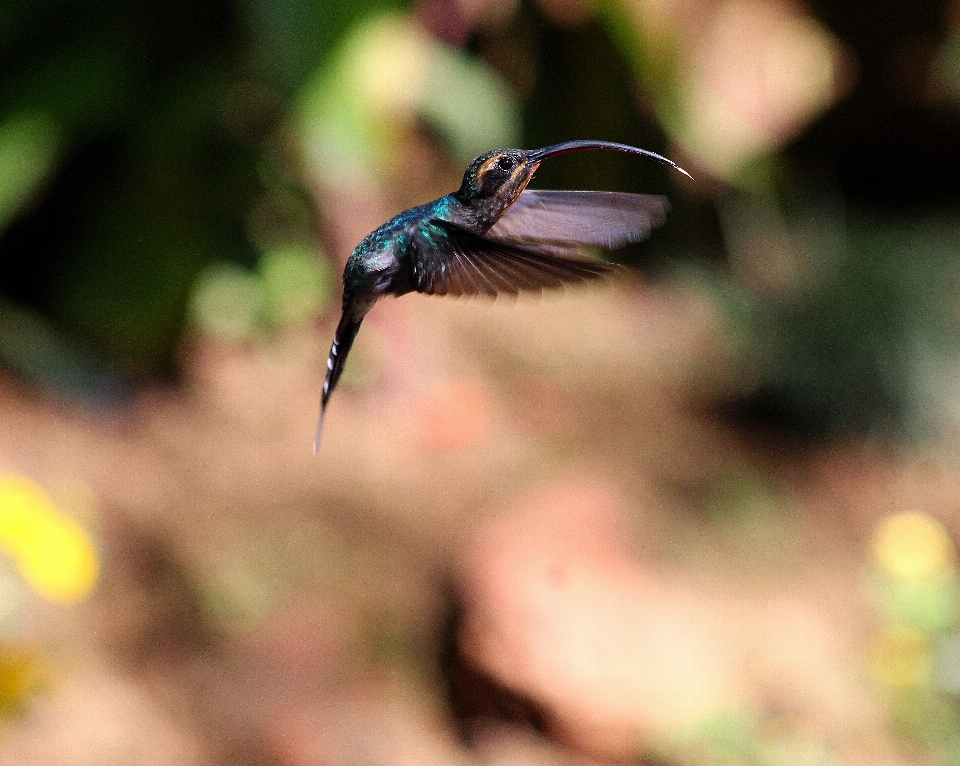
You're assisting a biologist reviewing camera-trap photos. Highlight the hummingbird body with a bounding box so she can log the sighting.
[343,196,457,299]
[316,141,691,451]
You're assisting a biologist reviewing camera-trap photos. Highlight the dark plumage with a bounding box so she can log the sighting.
[315,140,691,451]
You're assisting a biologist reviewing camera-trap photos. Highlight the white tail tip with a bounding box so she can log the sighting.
[313,409,327,454]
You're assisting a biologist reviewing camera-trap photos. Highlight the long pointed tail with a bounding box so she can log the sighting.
[314,312,363,453]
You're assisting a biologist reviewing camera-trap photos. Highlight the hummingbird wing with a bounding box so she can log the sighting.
[409,222,614,297]
[487,190,670,251]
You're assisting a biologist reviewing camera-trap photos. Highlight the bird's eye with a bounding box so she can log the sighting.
[496,156,516,171]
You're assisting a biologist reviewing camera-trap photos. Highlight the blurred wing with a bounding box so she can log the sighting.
[410,222,614,298]
[487,190,670,251]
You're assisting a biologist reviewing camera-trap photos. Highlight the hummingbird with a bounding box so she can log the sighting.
[315,139,691,451]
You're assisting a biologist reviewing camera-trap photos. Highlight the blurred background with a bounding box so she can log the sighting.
[3,0,960,762]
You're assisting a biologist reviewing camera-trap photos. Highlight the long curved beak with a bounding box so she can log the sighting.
[527,140,693,180]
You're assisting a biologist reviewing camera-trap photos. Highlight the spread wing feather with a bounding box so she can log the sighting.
[487,190,669,251]
[407,189,672,298]
[410,223,613,298]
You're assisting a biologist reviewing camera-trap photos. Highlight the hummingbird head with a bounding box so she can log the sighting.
[457,149,539,205]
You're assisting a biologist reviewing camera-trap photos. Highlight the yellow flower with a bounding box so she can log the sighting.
[0,475,98,604]
[871,511,956,581]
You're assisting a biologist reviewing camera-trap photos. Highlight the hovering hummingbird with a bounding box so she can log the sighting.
[315,139,691,451]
